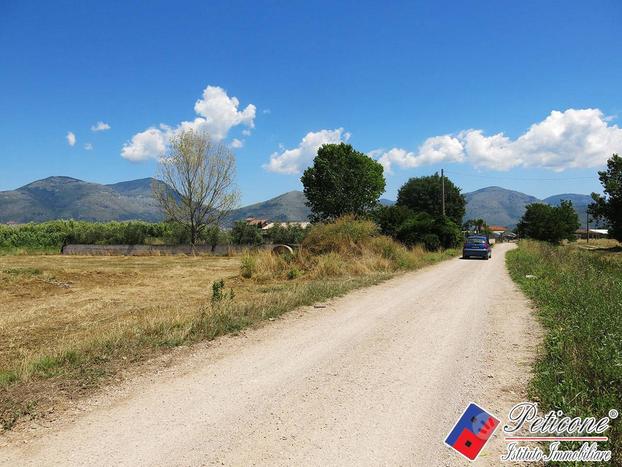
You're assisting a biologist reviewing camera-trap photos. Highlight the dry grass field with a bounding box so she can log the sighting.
[0,255,240,376]
[0,254,256,429]
[0,220,458,430]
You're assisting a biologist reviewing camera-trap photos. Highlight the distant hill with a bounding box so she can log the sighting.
[0,177,595,227]
[464,187,595,227]
[0,176,165,223]
[227,191,310,224]
[464,186,540,227]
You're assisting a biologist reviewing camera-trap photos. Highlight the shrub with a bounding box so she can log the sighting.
[212,279,225,302]
[240,253,256,278]
[396,213,461,250]
[287,267,301,280]
[422,234,441,251]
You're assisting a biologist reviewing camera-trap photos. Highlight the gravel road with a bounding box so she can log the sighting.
[1,243,541,466]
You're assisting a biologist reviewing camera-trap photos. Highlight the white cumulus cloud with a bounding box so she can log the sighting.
[91,121,111,132]
[264,128,351,174]
[374,108,622,173]
[121,126,169,162]
[121,85,255,161]
[66,131,76,146]
[84,143,93,150]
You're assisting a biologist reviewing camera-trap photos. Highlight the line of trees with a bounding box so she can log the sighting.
[0,220,311,252]
[0,220,202,251]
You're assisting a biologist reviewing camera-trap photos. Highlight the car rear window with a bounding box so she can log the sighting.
[467,238,486,244]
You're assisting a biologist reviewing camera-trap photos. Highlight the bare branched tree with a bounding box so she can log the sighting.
[153,129,239,245]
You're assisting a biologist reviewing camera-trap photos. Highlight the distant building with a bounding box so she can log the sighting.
[244,217,310,230]
[262,221,310,230]
[488,225,509,234]
[244,217,270,229]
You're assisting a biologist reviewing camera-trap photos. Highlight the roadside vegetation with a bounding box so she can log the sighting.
[506,240,622,463]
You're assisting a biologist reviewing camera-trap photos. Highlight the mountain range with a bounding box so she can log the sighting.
[0,177,594,227]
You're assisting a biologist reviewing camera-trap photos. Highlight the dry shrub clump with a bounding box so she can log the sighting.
[241,216,434,281]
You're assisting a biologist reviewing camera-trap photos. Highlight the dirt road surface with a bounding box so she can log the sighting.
[1,243,541,466]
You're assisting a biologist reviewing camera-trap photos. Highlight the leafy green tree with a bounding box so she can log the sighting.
[231,221,263,245]
[375,205,414,238]
[555,200,581,240]
[396,173,465,225]
[201,226,229,251]
[589,154,622,241]
[396,212,461,250]
[516,204,551,241]
[301,143,385,222]
[517,201,579,243]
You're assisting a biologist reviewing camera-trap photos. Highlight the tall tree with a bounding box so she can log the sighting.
[301,143,385,222]
[396,173,465,225]
[153,129,239,245]
[589,154,622,242]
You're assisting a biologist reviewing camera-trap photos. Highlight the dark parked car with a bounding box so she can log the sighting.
[463,235,492,260]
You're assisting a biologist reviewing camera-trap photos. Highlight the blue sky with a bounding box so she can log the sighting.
[1,0,621,205]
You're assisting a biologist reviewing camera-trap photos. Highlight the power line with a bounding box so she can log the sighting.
[443,169,595,182]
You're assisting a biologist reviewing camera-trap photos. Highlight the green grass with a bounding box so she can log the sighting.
[506,240,622,465]
[2,267,42,276]
[0,246,60,256]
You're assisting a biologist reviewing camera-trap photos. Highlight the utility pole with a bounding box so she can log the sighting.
[586,211,590,244]
[441,168,446,217]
